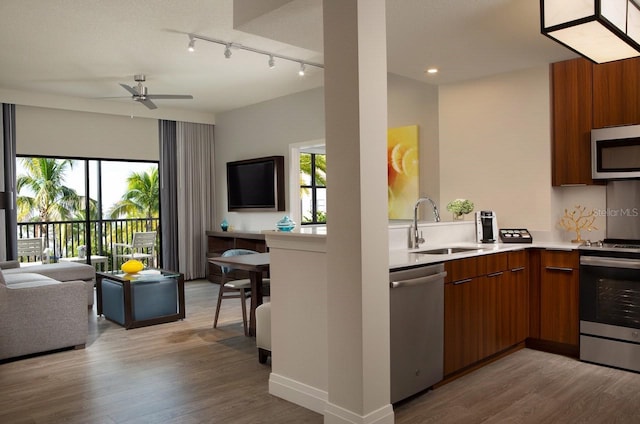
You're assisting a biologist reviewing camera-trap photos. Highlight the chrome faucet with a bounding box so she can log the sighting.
[413,197,441,248]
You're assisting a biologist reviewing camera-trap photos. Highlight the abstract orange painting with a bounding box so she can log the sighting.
[388,125,419,219]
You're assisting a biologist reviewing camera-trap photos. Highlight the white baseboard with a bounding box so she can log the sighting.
[268,373,328,415]
[268,372,394,423]
[324,402,394,424]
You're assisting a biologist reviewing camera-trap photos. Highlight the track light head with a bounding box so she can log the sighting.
[224,43,232,59]
[298,62,306,76]
[187,37,195,53]
[268,55,275,69]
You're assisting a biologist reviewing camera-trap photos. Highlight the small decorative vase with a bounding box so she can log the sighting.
[77,245,86,259]
[220,218,229,232]
[276,215,296,232]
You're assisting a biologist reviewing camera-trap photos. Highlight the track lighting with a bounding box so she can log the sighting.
[187,37,195,53]
[186,33,324,75]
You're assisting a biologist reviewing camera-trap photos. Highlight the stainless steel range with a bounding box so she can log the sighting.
[579,180,640,372]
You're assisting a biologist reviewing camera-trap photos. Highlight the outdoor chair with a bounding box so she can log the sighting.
[112,231,157,270]
[17,237,44,266]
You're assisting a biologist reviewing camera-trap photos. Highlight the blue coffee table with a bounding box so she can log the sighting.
[96,269,185,329]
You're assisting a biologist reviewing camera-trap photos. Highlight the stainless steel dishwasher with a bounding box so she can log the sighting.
[390,263,446,404]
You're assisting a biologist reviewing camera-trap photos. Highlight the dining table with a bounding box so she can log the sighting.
[208,252,270,337]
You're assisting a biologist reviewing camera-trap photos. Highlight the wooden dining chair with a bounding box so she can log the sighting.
[213,249,270,336]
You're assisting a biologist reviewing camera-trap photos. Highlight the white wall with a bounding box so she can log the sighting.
[16,105,159,160]
[214,76,440,232]
[438,65,607,240]
[388,74,439,210]
[213,88,325,232]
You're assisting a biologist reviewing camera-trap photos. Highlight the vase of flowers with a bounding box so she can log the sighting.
[446,199,474,221]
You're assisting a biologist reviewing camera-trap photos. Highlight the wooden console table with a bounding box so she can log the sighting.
[206,230,267,283]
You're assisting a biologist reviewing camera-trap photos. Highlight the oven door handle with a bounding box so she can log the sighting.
[580,256,640,269]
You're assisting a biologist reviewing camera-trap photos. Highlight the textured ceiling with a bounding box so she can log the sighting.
[0,0,576,116]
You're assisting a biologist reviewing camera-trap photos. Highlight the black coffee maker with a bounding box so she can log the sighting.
[475,210,498,243]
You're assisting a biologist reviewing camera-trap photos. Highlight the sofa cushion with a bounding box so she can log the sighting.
[4,272,58,286]
[2,262,94,282]
[6,279,62,289]
[0,270,5,287]
[0,260,20,270]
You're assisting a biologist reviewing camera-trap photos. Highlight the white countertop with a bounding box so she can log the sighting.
[389,241,580,270]
[262,225,580,269]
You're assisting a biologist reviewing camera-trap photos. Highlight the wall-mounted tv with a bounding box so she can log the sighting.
[227,155,285,212]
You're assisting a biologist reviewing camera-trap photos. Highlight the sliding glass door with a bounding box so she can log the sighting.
[15,156,159,269]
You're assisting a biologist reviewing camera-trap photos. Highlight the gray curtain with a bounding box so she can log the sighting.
[159,120,178,271]
[176,122,215,280]
[2,104,17,260]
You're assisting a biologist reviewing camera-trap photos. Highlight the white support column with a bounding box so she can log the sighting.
[323,1,393,423]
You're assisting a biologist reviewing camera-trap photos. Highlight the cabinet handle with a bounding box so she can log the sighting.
[487,271,504,278]
[511,266,525,272]
[453,278,473,285]
[545,266,573,272]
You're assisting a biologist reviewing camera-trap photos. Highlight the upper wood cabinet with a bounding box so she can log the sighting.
[551,56,640,186]
[593,57,640,128]
[551,58,594,186]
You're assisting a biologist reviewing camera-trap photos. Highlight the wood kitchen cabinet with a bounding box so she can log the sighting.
[444,251,528,377]
[593,57,640,128]
[551,58,594,186]
[444,272,481,375]
[538,249,579,350]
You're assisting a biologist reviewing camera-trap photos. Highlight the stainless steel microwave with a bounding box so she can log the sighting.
[592,125,640,179]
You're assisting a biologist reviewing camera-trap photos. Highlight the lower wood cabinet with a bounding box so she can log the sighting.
[539,249,579,347]
[444,274,481,375]
[444,250,529,376]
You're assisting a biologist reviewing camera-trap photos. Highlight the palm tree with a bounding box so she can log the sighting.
[300,153,327,186]
[16,157,82,224]
[108,167,159,226]
[300,153,327,223]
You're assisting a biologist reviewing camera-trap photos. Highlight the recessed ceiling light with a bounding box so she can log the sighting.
[425,68,438,75]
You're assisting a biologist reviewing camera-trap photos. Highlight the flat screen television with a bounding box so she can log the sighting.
[227,155,285,211]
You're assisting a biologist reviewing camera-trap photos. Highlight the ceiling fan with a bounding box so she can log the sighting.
[119,74,193,110]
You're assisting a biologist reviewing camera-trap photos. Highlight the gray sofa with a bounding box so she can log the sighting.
[0,260,95,360]
[1,261,96,307]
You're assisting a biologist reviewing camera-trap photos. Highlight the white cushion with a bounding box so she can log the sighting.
[256,302,271,351]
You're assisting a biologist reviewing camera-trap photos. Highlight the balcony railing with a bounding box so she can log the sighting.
[17,218,160,270]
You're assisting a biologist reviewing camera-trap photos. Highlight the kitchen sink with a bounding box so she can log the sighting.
[412,247,483,255]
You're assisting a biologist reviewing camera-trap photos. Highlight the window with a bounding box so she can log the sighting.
[300,152,326,224]
[15,155,159,266]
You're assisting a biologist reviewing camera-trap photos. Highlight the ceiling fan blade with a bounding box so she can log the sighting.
[146,94,193,100]
[139,99,158,110]
[119,83,139,96]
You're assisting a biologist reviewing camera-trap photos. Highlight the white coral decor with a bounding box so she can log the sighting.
[446,199,474,217]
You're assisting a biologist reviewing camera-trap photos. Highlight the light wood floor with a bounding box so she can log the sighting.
[2,280,640,423]
[394,347,640,423]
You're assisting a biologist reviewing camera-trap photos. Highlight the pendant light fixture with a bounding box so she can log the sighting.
[541,0,640,63]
